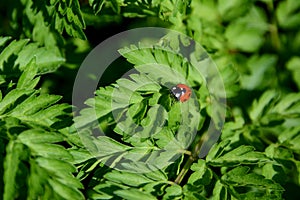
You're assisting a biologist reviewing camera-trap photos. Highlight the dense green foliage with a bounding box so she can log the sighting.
[1,0,300,199]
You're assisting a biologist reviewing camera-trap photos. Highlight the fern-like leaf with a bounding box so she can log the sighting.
[32,0,86,39]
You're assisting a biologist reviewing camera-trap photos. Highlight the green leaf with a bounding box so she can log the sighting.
[69,148,93,164]
[104,170,154,187]
[0,36,11,47]
[211,180,228,200]
[1,90,71,128]
[0,37,64,79]
[182,184,206,200]
[206,139,231,162]
[32,0,86,39]
[276,0,300,29]
[90,0,106,14]
[261,144,292,184]
[16,58,40,89]
[286,56,300,90]
[218,0,252,21]
[248,90,300,126]
[18,129,64,144]
[240,54,277,90]
[27,161,48,199]
[163,184,182,199]
[225,6,268,52]
[272,92,300,116]
[144,168,168,182]
[28,103,71,127]
[207,141,269,167]
[0,89,34,115]
[10,93,61,117]
[249,90,279,122]
[137,104,168,138]
[222,166,284,191]
[188,159,213,186]
[36,157,76,174]
[119,44,197,85]
[216,62,240,98]
[48,179,84,200]
[114,188,157,200]
[0,39,29,70]
[3,141,24,200]
[110,0,121,14]
[93,136,130,155]
[278,126,300,153]
[27,143,73,160]
[16,43,65,74]
[153,127,177,148]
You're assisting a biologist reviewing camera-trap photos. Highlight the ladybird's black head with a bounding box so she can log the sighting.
[171,86,186,101]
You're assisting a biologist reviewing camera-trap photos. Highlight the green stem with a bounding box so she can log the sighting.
[269,24,281,51]
[174,155,195,184]
[174,132,205,184]
[267,0,281,51]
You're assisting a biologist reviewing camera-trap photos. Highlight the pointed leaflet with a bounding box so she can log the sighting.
[211,180,228,200]
[17,129,84,198]
[0,36,11,47]
[69,148,93,164]
[216,63,239,98]
[218,0,252,21]
[249,90,279,122]
[34,157,84,200]
[8,92,70,128]
[104,170,155,187]
[0,39,29,70]
[271,92,300,116]
[0,66,70,128]
[277,0,300,29]
[114,188,157,200]
[249,91,300,126]
[0,38,65,76]
[278,126,300,152]
[18,129,64,144]
[206,140,269,167]
[28,103,71,128]
[32,0,86,39]
[206,139,231,162]
[221,166,284,198]
[222,166,282,188]
[74,72,159,132]
[262,144,293,184]
[9,93,61,117]
[188,159,213,186]
[89,0,106,14]
[3,141,24,200]
[17,57,40,89]
[85,136,131,166]
[286,57,300,89]
[130,104,167,138]
[26,143,73,160]
[74,99,102,131]
[119,45,190,85]
[48,178,84,200]
[36,157,77,176]
[0,89,35,115]
[241,54,277,90]
[163,184,182,199]
[15,43,65,74]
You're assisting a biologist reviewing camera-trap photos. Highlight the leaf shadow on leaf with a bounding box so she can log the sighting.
[0,54,21,86]
[50,106,73,129]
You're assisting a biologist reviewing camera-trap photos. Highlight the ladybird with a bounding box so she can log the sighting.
[171,84,192,102]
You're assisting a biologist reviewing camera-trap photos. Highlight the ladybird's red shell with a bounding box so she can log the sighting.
[171,84,192,102]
